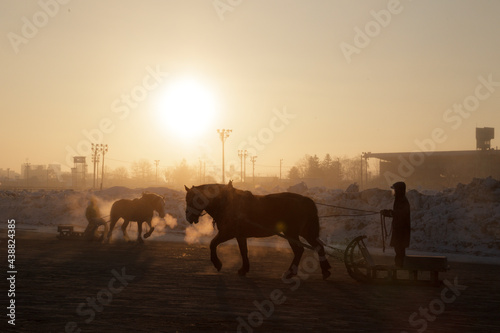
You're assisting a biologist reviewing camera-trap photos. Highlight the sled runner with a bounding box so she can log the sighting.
[344,236,449,285]
[56,225,84,240]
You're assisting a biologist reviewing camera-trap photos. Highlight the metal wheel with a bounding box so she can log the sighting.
[344,236,373,283]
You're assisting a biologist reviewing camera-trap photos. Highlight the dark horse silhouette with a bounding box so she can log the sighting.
[107,192,166,243]
[184,181,331,279]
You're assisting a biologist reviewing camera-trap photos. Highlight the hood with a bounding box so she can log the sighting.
[391,181,406,196]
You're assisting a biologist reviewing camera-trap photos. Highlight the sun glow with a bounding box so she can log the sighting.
[157,78,216,140]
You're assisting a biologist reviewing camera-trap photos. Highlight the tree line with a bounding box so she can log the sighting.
[288,154,367,188]
[102,154,368,189]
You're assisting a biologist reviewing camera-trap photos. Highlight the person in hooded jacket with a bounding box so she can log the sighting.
[380,182,411,267]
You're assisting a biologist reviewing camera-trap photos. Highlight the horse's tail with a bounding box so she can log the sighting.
[302,196,321,240]
[302,196,331,278]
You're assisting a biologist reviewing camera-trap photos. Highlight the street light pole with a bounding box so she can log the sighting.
[217,129,232,184]
[155,160,160,184]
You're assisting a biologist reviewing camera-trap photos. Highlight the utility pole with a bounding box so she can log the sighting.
[91,144,101,189]
[100,144,108,190]
[363,152,370,188]
[155,160,160,184]
[238,150,243,182]
[217,129,232,184]
[250,156,257,184]
[96,155,100,188]
[25,162,31,188]
[197,159,206,184]
[279,159,283,180]
[199,159,202,184]
[238,150,247,183]
[243,151,248,182]
[360,153,363,190]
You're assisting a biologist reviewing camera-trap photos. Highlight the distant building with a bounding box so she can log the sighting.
[20,164,47,187]
[364,127,500,189]
[71,156,87,189]
[17,163,64,188]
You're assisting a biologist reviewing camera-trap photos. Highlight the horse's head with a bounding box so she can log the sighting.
[184,181,233,224]
[141,192,166,218]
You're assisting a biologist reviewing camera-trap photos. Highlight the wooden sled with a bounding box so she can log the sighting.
[57,225,84,240]
[344,235,449,285]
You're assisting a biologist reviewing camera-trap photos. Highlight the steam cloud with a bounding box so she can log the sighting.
[184,215,216,244]
[151,214,178,235]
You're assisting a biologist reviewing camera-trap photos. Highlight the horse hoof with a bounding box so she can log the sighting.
[144,227,155,239]
[213,261,222,272]
[282,270,296,280]
[322,270,331,280]
[238,268,247,276]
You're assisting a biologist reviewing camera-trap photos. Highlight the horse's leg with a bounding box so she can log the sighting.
[236,237,250,276]
[107,217,118,243]
[100,220,109,244]
[284,237,304,279]
[136,221,143,243]
[304,236,332,280]
[121,220,131,242]
[210,231,234,272]
[143,218,155,239]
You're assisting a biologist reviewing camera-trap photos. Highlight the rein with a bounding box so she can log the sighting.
[380,214,391,253]
[316,202,390,253]
[315,202,379,218]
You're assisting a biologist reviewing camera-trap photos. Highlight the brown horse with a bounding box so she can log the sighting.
[107,192,166,243]
[184,181,331,279]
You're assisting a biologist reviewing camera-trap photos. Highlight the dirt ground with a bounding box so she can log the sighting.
[2,229,500,333]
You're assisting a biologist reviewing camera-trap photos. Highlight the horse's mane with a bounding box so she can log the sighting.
[232,188,256,200]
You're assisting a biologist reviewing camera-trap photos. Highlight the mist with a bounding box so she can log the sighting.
[184,215,216,245]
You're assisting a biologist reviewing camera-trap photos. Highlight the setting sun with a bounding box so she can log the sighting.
[156,77,216,140]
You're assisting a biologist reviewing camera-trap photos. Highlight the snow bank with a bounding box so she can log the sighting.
[306,177,500,257]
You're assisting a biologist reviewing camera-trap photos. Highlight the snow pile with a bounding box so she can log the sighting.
[0,187,187,232]
[1,178,499,257]
[307,177,500,257]
[1,189,90,228]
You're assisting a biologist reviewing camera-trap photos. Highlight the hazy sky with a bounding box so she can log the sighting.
[1,0,499,178]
